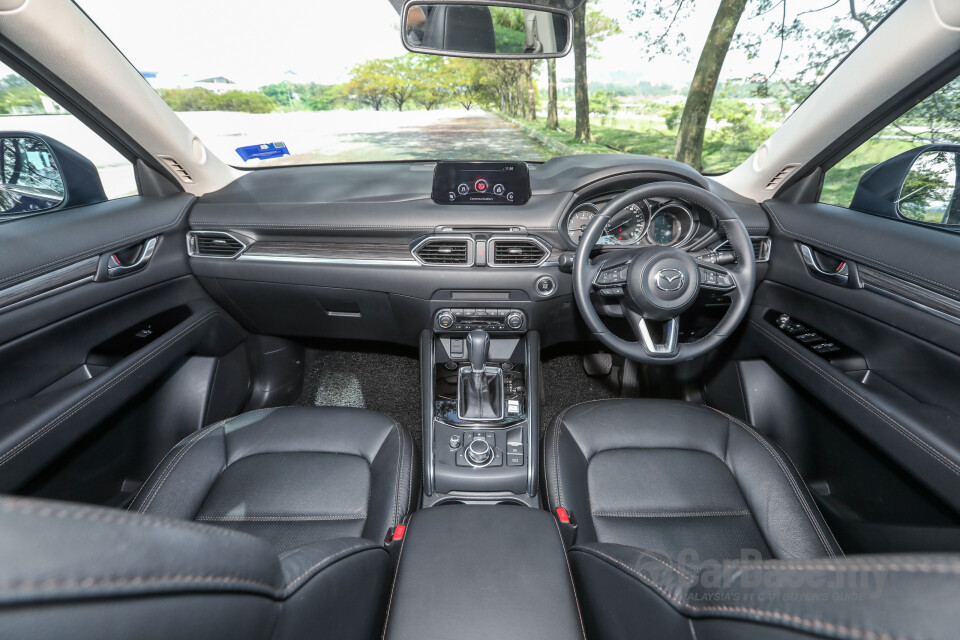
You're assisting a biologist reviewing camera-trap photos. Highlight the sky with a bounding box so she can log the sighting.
[76,0,873,89]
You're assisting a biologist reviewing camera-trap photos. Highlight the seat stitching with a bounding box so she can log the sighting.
[549,398,615,509]
[380,520,409,640]
[0,574,277,596]
[137,424,227,514]
[197,515,367,522]
[753,321,960,478]
[592,510,752,518]
[0,497,248,539]
[137,407,282,515]
[551,513,587,640]
[393,417,404,527]
[129,416,232,511]
[577,548,908,640]
[726,411,842,554]
[0,196,194,287]
[705,406,837,557]
[0,311,224,469]
[282,543,376,593]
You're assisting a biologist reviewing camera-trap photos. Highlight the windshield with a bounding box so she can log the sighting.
[74,0,898,174]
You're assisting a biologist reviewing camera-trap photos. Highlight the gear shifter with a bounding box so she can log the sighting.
[467,330,490,375]
[458,330,503,420]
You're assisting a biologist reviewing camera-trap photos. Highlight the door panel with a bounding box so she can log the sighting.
[739,199,960,548]
[0,195,247,495]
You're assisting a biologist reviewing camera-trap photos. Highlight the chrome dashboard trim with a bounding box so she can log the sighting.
[237,254,420,267]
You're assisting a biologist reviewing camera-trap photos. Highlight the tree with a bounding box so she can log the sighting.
[0,75,42,114]
[572,4,591,141]
[346,59,390,111]
[546,59,559,129]
[381,56,421,111]
[674,0,748,171]
[571,3,621,141]
[632,0,897,171]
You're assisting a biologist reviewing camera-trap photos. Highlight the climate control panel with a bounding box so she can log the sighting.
[434,308,526,332]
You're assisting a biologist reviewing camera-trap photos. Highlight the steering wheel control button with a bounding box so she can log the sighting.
[596,266,628,286]
[698,266,735,290]
[535,275,557,297]
[474,179,488,193]
[599,287,624,297]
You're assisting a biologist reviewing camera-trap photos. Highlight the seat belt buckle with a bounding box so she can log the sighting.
[555,507,578,548]
[385,519,409,565]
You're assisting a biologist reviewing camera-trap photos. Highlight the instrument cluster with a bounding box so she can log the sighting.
[565,197,701,249]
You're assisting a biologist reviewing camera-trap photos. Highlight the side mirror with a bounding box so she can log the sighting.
[401,0,572,59]
[0,132,106,219]
[850,143,960,225]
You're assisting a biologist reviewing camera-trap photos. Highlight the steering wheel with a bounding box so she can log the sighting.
[573,182,756,364]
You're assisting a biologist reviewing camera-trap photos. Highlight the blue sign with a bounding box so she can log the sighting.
[236,142,290,162]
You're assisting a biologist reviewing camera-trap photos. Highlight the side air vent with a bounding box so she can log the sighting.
[187,231,248,258]
[752,237,772,262]
[413,237,473,266]
[488,237,549,267]
[158,155,195,184]
[763,164,800,191]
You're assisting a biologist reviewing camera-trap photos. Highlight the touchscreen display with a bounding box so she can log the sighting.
[432,161,531,205]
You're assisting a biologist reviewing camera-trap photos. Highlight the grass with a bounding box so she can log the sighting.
[821,137,913,207]
[513,113,912,206]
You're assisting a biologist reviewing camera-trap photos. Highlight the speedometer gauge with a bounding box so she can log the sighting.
[601,202,648,246]
[566,203,600,244]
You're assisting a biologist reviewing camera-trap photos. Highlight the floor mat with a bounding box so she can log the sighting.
[296,350,422,449]
[540,353,621,437]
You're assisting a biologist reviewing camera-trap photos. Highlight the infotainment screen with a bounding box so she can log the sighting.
[431,161,531,205]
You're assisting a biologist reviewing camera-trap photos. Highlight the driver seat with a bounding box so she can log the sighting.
[544,399,841,566]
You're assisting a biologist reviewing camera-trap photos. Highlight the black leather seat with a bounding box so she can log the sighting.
[544,399,841,566]
[0,495,392,640]
[131,406,417,552]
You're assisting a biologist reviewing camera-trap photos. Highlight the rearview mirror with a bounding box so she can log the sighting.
[401,0,572,59]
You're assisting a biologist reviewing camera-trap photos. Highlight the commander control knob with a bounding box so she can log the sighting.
[505,311,525,330]
[437,311,455,329]
[466,438,494,466]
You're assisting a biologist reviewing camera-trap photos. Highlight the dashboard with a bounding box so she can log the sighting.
[186,155,769,348]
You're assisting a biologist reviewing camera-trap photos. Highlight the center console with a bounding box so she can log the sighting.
[382,505,583,640]
[420,309,540,507]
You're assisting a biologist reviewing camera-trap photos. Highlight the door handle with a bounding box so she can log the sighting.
[105,237,158,278]
[800,244,850,286]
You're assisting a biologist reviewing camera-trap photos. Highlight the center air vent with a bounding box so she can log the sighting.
[187,231,248,258]
[413,237,473,266]
[489,238,549,267]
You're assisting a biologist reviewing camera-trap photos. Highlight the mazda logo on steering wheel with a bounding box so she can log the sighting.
[655,268,686,292]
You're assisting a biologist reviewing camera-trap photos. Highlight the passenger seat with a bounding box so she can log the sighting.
[130,406,418,552]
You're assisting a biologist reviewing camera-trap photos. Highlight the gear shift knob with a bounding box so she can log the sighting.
[467,330,490,373]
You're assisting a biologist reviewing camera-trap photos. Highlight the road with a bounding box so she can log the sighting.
[180,108,554,166]
[0,109,553,198]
